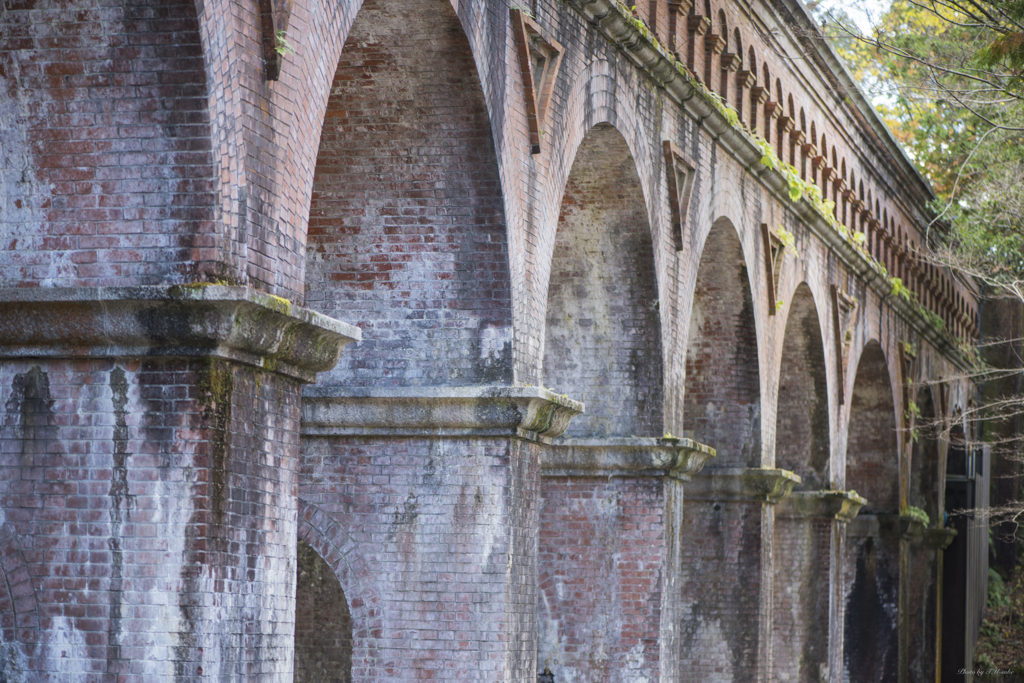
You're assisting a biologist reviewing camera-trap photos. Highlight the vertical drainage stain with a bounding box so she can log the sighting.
[107,367,133,674]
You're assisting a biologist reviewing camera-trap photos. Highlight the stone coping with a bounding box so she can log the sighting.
[540,436,716,480]
[775,490,867,521]
[0,285,360,382]
[300,385,585,441]
[846,514,953,544]
[684,467,802,503]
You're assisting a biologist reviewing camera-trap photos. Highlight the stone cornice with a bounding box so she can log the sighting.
[685,467,801,503]
[541,436,716,480]
[300,385,585,442]
[566,0,971,371]
[922,527,958,550]
[775,490,867,520]
[0,285,360,382]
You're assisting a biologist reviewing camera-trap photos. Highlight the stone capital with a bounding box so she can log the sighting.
[684,467,801,503]
[704,33,726,54]
[777,115,795,134]
[775,490,867,520]
[687,15,711,35]
[301,385,585,442]
[0,285,360,382]
[542,436,716,480]
[750,85,770,105]
[720,52,741,71]
[735,69,757,89]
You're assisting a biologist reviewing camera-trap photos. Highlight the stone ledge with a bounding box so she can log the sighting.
[0,285,360,382]
[300,385,585,441]
[847,514,934,541]
[684,467,801,503]
[922,527,958,550]
[775,490,867,520]
[541,436,716,480]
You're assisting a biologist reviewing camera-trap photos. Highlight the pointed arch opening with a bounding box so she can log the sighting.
[776,283,830,486]
[295,539,353,683]
[844,340,899,682]
[684,218,761,465]
[543,123,663,437]
[304,0,513,388]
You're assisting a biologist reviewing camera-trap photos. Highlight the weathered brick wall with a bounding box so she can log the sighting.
[847,341,899,513]
[537,475,666,681]
[543,123,663,438]
[0,358,300,680]
[678,500,766,679]
[304,0,513,388]
[773,517,833,682]
[298,435,542,682]
[0,0,215,288]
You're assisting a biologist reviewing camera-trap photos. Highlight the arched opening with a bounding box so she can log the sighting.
[295,540,352,683]
[844,341,899,682]
[543,123,663,437]
[684,218,760,465]
[776,283,830,485]
[305,0,513,388]
[772,283,832,682]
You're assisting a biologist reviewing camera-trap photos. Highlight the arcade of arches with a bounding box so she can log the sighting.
[0,0,1006,681]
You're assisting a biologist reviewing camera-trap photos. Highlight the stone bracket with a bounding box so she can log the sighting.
[301,385,585,442]
[0,285,360,382]
[775,489,867,520]
[685,467,801,503]
[541,436,716,480]
[830,284,856,403]
[846,513,933,541]
[511,8,564,154]
[922,527,958,550]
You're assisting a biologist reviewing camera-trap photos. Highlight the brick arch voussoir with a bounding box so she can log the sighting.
[0,520,39,645]
[296,498,385,673]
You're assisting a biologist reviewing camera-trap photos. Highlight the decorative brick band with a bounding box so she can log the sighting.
[540,436,716,480]
[847,514,944,542]
[300,385,585,441]
[685,467,802,503]
[775,490,867,520]
[0,286,360,382]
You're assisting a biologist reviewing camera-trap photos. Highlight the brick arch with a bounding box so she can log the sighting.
[0,520,38,647]
[296,498,385,681]
[910,384,941,523]
[303,0,513,388]
[846,339,899,513]
[542,122,664,437]
[774,282,831,486]
[684,216,762,466]
[0,0,215,289]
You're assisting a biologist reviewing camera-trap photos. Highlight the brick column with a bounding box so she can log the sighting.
[299,386,583,681]
[789,128,806,169]
[686,15,711,77]
[763,98,781,145]
[538,437,715,683]
[776,114,795,164]
[750,84,770,137]
[773,490,865,683]
[678,468,801,682]
[735,68,757,124]
[0,286,358,681]
[668,0,695,55]
[719,52,741,106]
[703,30,726,86]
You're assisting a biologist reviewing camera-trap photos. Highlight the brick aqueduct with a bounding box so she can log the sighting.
[0,0,1001,680]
